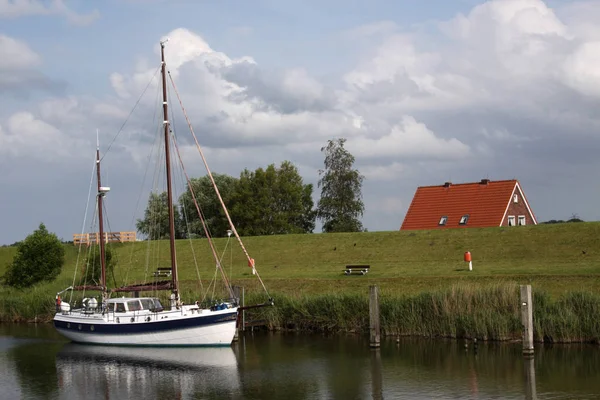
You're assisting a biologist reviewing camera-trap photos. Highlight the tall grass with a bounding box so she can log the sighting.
[245,283,600,343]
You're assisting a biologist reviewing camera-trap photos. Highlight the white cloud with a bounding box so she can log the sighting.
[0,34,40,69]
[0,112,74,159]
[563,41,600,97]
[0,0,99,25]
[347,116,470,160]
[361,162,407,181]
[0,34,62,94]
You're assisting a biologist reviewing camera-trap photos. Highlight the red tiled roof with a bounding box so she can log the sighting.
[400,179,518,230]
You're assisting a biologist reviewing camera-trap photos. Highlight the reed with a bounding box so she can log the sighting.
[244,283,600,343]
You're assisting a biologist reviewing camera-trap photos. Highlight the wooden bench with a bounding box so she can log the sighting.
[153,268,172,277]
[343,265,370,275]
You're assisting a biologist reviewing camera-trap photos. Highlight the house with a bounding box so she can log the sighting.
[400,179,537,230]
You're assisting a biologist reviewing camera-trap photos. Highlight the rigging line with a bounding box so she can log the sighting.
[168,69,271,298]
[167,85,206,295]
[143,85,166,282]
[170,123,233,299]
[152,131,166,279]
[126,70,163,283]
[69,154,98,305]
[102,201,119,289]
[101,64,161,161]
[130,129,163,285]
[179,187,204,291]
[82,199,99,302]
[171,139,205,294]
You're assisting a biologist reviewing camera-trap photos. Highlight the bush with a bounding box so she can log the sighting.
[3,223,65,288]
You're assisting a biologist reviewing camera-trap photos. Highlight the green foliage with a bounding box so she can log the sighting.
[2,223,65,289]
[179,173,238,238]
[79,246,116,287]
[316,138,365,232]
[231,161,316,235]
[136,192,184,239]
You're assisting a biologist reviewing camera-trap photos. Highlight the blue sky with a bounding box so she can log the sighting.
[2,0,600,244]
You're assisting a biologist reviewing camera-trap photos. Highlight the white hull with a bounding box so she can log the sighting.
[53,305,238,346]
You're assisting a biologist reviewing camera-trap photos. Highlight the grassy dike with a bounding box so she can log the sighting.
[1,222,599,342]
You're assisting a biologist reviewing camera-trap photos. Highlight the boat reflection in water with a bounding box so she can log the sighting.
[55,343,240,398]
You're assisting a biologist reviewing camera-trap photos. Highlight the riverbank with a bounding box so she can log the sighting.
[1,222,599,342]
[2,282,599,344]
[240,283,600,344]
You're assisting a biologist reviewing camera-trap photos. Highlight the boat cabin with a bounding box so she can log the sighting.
[106,297,164,313]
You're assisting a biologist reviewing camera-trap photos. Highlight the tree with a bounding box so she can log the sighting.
[178,174,238,238]
[136,192,184,240]
[79,246,117,287]
[231,161,316,235]
[3,223,65,288]
[316,138,365,232]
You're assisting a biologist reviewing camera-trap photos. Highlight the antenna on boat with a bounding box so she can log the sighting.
[160,38,180,307]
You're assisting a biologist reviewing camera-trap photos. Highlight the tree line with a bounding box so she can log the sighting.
[136,138,366,239]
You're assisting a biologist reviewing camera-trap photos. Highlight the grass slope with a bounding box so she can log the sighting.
[1,222,600,297]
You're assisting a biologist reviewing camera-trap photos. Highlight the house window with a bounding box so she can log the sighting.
[518,216,526,226]
[514,194,518,203]
[508,216,515,226]
[439,216,447,226]
[459,214,469,225]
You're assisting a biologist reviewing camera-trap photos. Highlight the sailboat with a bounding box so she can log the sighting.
[53,40,272,346]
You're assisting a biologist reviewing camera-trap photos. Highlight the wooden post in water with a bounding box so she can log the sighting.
[232,286,241,342]
[520,285,534,355]
[241,286,246,332]
[523,353,537,400]
[369,285,380,348]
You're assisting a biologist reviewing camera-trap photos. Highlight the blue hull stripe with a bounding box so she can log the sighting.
[54,311,237,335]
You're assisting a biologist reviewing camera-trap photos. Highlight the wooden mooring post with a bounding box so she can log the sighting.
[369,285,380,348]
[523,353,537,399]
[232,286,242,342]
[520,285,534,355]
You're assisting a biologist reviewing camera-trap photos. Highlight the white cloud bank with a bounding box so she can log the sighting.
[2,0,600,242]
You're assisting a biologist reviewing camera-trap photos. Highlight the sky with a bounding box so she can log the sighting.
[1,0,600,244]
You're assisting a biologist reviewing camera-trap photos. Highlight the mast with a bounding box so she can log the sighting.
[160,40,179,300]
[96,131,107,298]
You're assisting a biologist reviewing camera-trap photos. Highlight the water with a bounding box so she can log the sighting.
[1,324,599,399]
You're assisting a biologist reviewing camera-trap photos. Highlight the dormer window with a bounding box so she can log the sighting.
[514,194,518,203]
[439,216,447,226]
[459,214,469,225]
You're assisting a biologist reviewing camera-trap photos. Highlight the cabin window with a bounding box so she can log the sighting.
[140,299,154,310]
[153,298,164,311]
[439,216,447,226]
[514,194,518,203]
[508,216,515,226]
[459,214,469,225]
[518,216,526,226]
[127,300,142,312]
[115,303,126,313]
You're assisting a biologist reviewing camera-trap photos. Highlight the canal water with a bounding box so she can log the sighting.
[1,324,599,399]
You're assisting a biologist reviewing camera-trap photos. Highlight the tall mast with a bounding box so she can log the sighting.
[161,40,179,300]
[96,131,107,297]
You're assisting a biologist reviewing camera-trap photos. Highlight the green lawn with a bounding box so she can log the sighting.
[3,221,598,301]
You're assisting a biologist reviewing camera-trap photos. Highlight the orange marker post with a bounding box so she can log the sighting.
[464,251,472,271]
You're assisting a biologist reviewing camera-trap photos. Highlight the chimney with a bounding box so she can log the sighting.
[480,178,490,185]
[444,181,452,188]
